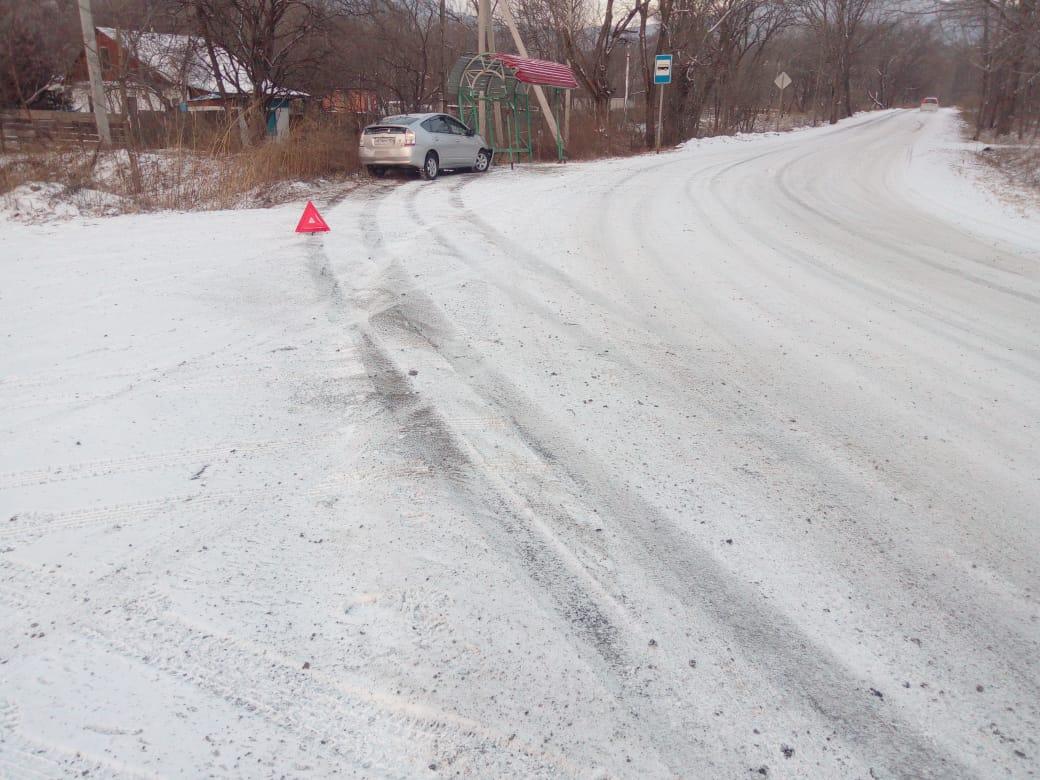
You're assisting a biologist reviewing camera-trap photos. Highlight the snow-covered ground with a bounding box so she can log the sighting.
[1,108,1038,778]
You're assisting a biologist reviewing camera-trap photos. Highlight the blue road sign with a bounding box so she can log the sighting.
[654,54,673,85]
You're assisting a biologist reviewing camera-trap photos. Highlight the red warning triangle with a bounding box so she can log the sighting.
[295,201,330,233]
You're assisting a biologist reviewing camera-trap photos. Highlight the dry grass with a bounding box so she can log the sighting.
[977,143,1040,192]
[0,146,100,195]
[557,112,649,161]
[1,112,361,215]
[960,116,1040,197]
[202,115,359,208]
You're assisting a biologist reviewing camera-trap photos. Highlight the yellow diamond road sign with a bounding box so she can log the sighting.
[774,72,792,90]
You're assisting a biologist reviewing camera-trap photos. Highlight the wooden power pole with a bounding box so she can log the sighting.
[498,0,562,146]
[439,0,447,112]
[476,0,489,137]
[76,0,111,146]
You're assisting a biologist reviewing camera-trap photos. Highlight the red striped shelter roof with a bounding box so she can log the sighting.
[492,54,578,89]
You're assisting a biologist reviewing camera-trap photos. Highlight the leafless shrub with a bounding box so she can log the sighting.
[558,113,645,159]
[203,114,359,207]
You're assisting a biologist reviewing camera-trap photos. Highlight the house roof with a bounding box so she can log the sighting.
[96,27,254,95]
[491,54,578,89]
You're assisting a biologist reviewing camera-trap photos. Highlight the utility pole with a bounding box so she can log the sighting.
[439,0,446,112]
[499,0,563,150]
[476,0,489,137]
[477,0,488,52]
[564,0,573,148]
[623,43,631,126]
[486,7,504,147]
[76,0,111,146]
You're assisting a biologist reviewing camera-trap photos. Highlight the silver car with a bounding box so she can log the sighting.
[359,113,493,180]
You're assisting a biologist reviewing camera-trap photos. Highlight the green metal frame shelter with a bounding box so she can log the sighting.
[448,52,577,162]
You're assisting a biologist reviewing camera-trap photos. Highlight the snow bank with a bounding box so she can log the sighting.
[902,108,1040,253]
[1,181,128,221]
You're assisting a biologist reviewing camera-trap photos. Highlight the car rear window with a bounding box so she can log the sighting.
[379,115,419,125]
[364,125,409,134]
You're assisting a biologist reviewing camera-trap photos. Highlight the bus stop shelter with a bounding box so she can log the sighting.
[448,52,578,161]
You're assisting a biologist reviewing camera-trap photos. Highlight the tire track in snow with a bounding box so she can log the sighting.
[0,561,578,778]
[358,319,633,664]
[355,185,695,770]
[619,111,1040,774]
[614,203,1040,776]
[386,322,979,778]
[363,177,637,380]
[368,137,989,778]
[0,489,250,545]
[1,472,371,548]
[403,174,683,384]
[0,433,341,491]
[1,458,350,546]
[0,699,143,779]
[0,366,155,392]
[774,129,1040,306]
[686,118,1040,386]
[421,177,638,323]
[0,345,312,425]
[352,260,790,772]
[683,116,1040,489]
[682,111,1040,672]
[699,163,1040,385]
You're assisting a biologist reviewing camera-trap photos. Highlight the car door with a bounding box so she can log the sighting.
[420,117,454,165]
[445,116,478,166]
[441,115,471,167]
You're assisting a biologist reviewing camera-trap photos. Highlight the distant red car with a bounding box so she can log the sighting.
[920,97,939,112]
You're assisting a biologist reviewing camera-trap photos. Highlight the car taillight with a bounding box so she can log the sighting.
[403,131,416,146]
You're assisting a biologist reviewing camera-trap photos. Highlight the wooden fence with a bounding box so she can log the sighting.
[1,107,370,153]
[0,110,132,151]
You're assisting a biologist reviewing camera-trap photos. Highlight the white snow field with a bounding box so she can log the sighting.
[1,108,1038,778]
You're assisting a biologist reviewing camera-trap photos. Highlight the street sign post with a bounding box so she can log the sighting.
[654,54,673,85]
[655,54,672,151]
[774,70,791,131]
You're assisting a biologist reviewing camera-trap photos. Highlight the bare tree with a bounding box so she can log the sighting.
[187,0,333,137]
[942,0,1040,139]
[554,0,641,121]
[797,0,889,123]
[0,0,78,110]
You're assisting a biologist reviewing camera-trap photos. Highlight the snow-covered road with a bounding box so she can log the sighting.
[2,108,1038,778]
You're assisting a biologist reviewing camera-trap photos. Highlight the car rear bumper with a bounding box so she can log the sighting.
[359,145,423,167]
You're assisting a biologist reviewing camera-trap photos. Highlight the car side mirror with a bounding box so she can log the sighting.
[466,129,475,137]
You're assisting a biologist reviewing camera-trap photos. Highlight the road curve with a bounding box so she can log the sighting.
[355,108,1040,777]
[2,109,1037,779]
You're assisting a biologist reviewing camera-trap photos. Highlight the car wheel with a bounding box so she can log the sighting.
[367,165,386,178]
[422,152,439,180]
[474,149,491,173]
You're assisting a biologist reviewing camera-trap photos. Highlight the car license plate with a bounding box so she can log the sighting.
[374,137,393,145]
